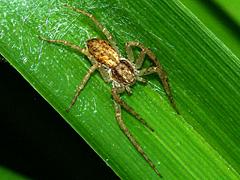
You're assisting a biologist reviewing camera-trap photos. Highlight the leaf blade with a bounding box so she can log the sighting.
[0,0,239,179]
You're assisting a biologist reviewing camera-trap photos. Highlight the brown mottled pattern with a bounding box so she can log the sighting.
[87,38,120,68]
[112,60,135,84]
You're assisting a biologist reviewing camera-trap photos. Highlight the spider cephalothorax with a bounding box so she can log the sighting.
[111,59,136,85]
[40,4,179,178]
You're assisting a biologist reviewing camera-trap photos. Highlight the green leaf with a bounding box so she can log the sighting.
[0,0,239,179]
[181,0,240,59]
[213,0,240,25]
[0,166,28,180]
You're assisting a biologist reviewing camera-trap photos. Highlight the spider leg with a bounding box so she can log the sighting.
[139,67,179,114]
[39,36,111,83]
[125,42,146,64]
[126,41,179,114]
[126,42,159,68]
[39,36,89,56]
[136,77,148,84]
[126,42,146,67]
[66,63,100,112]
[97,67,111,83]
[64,5,119,54]
[125,42,135,62]
[112,88,154,132]
[113,100,162,177]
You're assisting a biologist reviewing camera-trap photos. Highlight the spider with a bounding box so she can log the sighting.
[40,4,179,178]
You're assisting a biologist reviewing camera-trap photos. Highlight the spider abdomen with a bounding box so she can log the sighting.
[87,38,120,68]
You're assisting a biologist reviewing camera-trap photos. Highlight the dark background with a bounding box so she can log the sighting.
[0,56,118,179]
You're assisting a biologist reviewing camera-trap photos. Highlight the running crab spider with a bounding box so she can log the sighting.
[39,4,179,178]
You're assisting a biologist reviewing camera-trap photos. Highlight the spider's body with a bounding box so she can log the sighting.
[87,38,136,88]
[40,5,179,178]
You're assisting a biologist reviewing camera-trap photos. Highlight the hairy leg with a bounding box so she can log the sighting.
[139,66,179,114]
[113,100,162,177]
[97,67,111,83]
[39,36,112,84]
[125,42,146,67]
[66,63,100,112]
[126,41,179,114]
[39,36,89,56]
[125,42,135,62]
[64,4,119,54]
[112,88,154,132]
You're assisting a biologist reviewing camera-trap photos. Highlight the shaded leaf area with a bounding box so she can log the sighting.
[0,57,118,179]
[0,0,239,179]
[213,0,240,26]
[182,0,240,59]
[0,166,28,180]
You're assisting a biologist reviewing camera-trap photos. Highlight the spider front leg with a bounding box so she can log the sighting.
[126,41,179,114]
[139,66,179,114]
[64,4,119,54]
[125,42,146,66]
[112,90,162,177]
[39,36,89,56]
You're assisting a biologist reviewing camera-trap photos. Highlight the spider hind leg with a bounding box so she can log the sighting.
[113,94,162,177]
[112,88,154,132]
